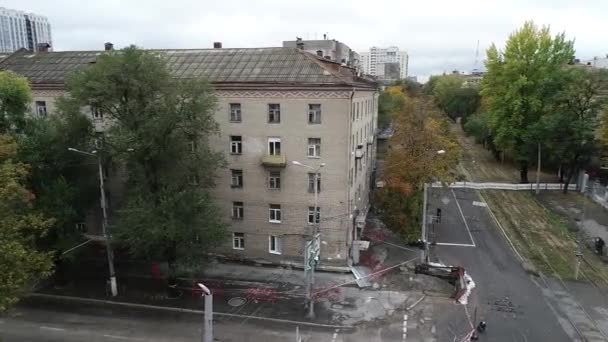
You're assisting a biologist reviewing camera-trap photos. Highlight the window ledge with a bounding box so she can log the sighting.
[269,251,282,255]
[307,156,321,159]
[269,220,281,224]
[230,185,243,189]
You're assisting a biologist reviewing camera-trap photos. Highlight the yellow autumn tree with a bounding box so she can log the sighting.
[377,95,461,240]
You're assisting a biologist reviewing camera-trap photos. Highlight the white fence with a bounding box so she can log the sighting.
[430,181,571,191]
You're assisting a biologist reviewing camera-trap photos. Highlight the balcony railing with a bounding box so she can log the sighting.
[262,154,287,168]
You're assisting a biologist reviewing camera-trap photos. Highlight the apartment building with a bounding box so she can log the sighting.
[360,46,408,81]
[0,7,52,53]
[0,45,379,268]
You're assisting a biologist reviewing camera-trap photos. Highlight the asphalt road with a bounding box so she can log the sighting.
[0,301,338,342]
[427,187,575,341]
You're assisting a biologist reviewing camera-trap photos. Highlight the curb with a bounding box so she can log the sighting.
[27,293,354,330]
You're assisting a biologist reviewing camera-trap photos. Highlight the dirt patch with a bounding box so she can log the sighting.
[453,123,558,183]
[482,190,608,287]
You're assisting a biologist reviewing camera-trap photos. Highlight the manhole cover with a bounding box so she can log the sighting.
[228,297,246,307]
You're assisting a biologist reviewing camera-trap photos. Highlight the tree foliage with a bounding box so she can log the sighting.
[377,95,461,240]
[0,135,54,312]
[17,106,97,252]
[543,68,608,192]
[62,46,227,275]
[0,71,31,134]
[432,74,481,121]
[378,86,406,129]
[482,21,575,183]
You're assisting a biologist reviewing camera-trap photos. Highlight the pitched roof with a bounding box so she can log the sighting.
[0,47,375,88]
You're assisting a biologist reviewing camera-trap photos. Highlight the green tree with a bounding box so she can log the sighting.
[543,68,608,192]
[432,74,481,121]
[482,21,575,183]
[0,135,54,312]
[0,71,31,134]
[17,105,97,253]
[62,46,227,278]
[378,86,406,129]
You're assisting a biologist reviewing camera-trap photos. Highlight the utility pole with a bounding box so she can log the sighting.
[536,142,541,195]
[98,153,117,296]
[420,182,428,263]
[575,196,585,280]
[197,283,213,342]
[292,161,325,319]
[68,148,117,296]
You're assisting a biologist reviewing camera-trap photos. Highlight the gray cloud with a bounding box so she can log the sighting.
[7,0,608,81]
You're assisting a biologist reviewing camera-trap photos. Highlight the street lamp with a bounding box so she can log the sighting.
[420,149,446,263]
[197,283,213,342]
[291,160,325,319]
[67,147,117,297]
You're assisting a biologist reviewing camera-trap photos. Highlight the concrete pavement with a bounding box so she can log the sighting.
[1,292,443,342]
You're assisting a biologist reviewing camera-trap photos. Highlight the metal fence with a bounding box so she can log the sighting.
[429,181,570,191]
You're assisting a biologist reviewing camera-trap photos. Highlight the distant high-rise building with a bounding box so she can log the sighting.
[360,46,408,81]
[0,7,52,53]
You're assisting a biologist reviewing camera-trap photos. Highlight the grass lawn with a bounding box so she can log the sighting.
[482,190,608,286]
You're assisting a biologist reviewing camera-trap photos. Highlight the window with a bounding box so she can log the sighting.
[308,104,321,124]
[232,201,244,219]
[231,169,243,188]
[308,173,321,193]
[268,104,281,123]
[91,104,103,120]
[75,222,87,233]
[230,136,242,154]
[268,137,281,156]
[307,138,321,158]
[268,171,281,190]
[269,235,281,254]
[316,50,323,57]
[356,103,359,120]
[308,206,320,224]
[230,103,242,122]
[187,139,196,153]
[269,204,281,223]
[35,101,47,117]
[233,233,245,250]
[187,172,199,185]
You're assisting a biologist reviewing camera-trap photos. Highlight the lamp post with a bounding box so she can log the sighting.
[421,149,446,263]
[197,283,213,342]
[67,147,117,296]
[292,160,325,319]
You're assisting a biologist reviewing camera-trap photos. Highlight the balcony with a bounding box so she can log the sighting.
[262,154,287,168]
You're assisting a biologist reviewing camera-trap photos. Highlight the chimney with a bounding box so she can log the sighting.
[104,42,114,51]
[213,42,222,49]
[37,42,50,53]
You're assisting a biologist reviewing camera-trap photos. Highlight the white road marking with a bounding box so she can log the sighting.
[472,201,487,207]
[434,242,476,247]
[330,328,339,342]
[40,326,65,331]
[402,314,408,341]
[103,334,144,341]
[451,189,476,246]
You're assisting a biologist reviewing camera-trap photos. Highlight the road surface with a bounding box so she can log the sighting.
[427,187,578,341]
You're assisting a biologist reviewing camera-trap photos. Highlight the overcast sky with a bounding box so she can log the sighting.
[7,0,608,81]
